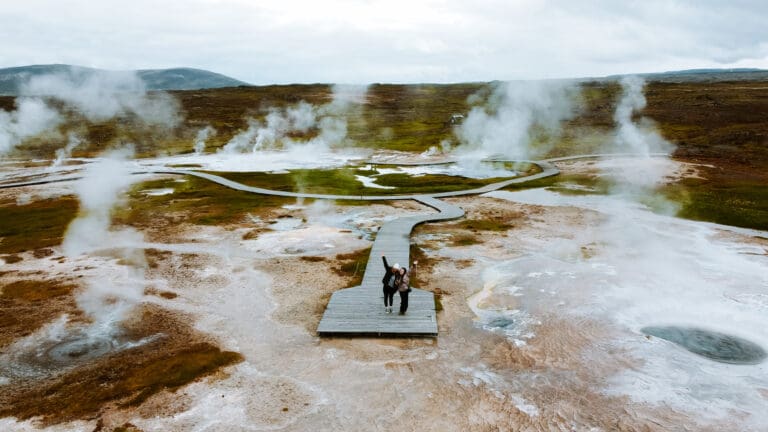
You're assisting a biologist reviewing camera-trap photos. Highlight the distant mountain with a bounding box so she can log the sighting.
[0,64,249,95]
[606,68,768,83]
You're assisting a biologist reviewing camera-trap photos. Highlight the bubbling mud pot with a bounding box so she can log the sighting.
[642,326,767,365]
[1,326,162,381]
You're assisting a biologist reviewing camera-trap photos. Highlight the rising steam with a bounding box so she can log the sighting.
[63,147,146,325]
[194,126,217,155]
[613,76,672,156]
[454,80,580,159]
[222,84,367,153]
[21,69,181,126]
[1,68,181,159]
[608,76,676,194]
[50,132,83,168]
[0,98,62,156]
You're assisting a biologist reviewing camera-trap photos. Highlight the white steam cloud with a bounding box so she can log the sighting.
[21,70,180,126]
[194,125,217,155]
[50,132,83,168]
[454,81,579,159]
[0,68,181,159]
[63,147,146,326]
[613,76,673,156]
[223,84,367,153]
[608,76,677,193]
[0,97,62,156]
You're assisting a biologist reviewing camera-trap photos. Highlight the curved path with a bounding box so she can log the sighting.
[0,153,666,337]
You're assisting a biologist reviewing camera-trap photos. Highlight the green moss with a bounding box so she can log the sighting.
[0,342,243,424]
[333,248,371,287]
[503,172,612,196]
[456,219,511,232]
[434,294,443,312]
[117,176,294,227]
[208,164,533,196]
[0,197,79,254]
[451,233,481,246]
[119,344,243,407]
[662,176,768,230]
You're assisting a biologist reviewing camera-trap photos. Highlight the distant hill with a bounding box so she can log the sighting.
[606,68,768,83]
[0,64,249,95]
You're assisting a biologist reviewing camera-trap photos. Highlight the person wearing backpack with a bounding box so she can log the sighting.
[397,261,417,315]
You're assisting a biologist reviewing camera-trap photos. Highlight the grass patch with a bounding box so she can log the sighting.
[300,256,327,263]
[332,248,371,287]
[116,176,294,228]
[207,165,527,196]
[0,277,80,347]
[434,294,443,312]
[457,219,512,232]
[0,197,79,254]
[662,167,768,230]
[450,233,481,246]
[1,279,77,302]
[2,254,23,264]
[503,171,612,195]
[117,343,242,407]
[0,307,243,425]
[0,342,242,424]
[166,163,203,168]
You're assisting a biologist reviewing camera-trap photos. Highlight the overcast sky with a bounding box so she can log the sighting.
[2,0,767,84]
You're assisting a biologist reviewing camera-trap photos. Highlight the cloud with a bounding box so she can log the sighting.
[1,0,767,83]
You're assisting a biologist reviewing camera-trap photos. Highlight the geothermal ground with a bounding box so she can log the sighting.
[1,155,767,431]
[1,77,767,431]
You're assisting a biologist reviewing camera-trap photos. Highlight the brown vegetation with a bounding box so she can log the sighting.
[0,277,80,347]
[0,305,242,426]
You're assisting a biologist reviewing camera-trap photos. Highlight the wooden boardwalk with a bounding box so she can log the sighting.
[317,196,464,336]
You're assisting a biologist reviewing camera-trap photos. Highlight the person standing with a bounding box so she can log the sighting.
[397,261,417,315]
[381,254,400,313]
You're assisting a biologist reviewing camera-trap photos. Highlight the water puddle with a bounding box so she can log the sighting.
[642,326,766,365]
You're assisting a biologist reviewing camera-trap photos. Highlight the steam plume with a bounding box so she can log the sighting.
[63,147,146,325]
[194,126,217,154]
[1,68,182,159]
[50,132,83,168]
[454,81,579,159]
[0,97,62,156]
[608,76,676,193]
[21,69,180,126]
[613,76,672,156]
[222,84,368,153]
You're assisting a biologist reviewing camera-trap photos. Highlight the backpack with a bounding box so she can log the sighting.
[398,273,410,292]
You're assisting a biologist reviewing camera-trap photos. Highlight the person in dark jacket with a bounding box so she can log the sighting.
[381,254,400,313]
[397,261,417,315]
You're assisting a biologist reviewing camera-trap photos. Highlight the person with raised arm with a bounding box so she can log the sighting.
[381,254,400,314]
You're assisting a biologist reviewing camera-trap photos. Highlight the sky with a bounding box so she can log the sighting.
[2,0,767,84]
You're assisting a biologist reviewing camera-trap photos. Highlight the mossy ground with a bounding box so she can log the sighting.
[0,306,243,426]
[0,196,79,255]
[0,277,80,347]
[662,165,768,230]
[333,248,371,287]
[115,175,295,233]
[204,162,537,196]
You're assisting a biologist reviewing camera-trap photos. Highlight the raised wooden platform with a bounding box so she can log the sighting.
[316,196,464,337]
[317,286,437,336]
